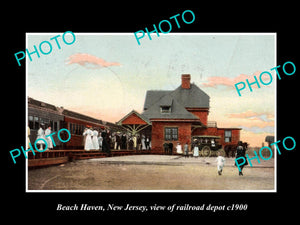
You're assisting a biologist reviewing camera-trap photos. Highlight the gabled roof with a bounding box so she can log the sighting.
[141,82,209,121]
[143,90,172,110]
[170,83,210,108]
[142,95,199,120]
[158,94,173,106]
[143,83,210,111]
[117,110,151,125]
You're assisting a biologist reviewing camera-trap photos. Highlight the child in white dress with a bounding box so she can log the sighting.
[176,142,183,154]
[216,151,225,175]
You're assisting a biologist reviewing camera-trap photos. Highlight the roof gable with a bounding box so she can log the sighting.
[143,90,172,110]
[142,95,199,120]
[143,83,210,111]
[117,110,151,125]
[170,83,210,108]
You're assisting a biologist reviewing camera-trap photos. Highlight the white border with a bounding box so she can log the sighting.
[25,32,277,193]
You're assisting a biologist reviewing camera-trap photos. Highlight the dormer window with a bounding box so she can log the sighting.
[161,106,171,113]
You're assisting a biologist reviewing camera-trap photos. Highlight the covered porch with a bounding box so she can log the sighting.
[117,110,152,150]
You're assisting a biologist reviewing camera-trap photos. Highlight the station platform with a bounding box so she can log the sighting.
[27,149,152,168]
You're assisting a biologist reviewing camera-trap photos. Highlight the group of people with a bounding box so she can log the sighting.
[82,127,102,151]
[162,142,190,156]
[29,124,54,151]
[111,133,151,151]
[82,128,152,152]
[31,125,248,176]
[216,141,248,176]
[174,140,248,176]
[173,141,199,157]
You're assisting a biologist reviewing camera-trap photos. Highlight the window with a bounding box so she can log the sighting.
[164,127,178,141]
[70,123,73,134]
[225,130,232,143]
[34,116,39,129]
[28,116,34,129]
[54,121,58,131]
[50,120,54,130]
[76,124,80,135]
[161,106,171,113]
[40,117,49,126]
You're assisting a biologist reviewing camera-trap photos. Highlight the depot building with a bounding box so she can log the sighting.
[117,74,241,154]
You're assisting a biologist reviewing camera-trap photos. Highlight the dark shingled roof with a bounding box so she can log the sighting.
[170,83,210,108]
[144,84,209,110]
[28,97,59,112]
[143,91,171,110]
[142,96,199,120]
[142,83,210,120]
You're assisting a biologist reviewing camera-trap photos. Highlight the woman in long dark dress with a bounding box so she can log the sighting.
[235,141,248,176]
[101,130,111,156]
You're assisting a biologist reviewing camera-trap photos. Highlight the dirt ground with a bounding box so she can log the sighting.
[27,155,274,191]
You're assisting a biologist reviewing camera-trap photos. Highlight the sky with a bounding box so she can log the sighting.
[27,33,276,147]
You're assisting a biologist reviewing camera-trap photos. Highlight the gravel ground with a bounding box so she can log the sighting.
[27,155,275,191]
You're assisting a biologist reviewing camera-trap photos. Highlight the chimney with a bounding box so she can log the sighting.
[181,74,191,89]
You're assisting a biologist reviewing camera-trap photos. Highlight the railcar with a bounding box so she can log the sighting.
[28,97,113,150]
[28,97,64,148]
[62,109,107,149]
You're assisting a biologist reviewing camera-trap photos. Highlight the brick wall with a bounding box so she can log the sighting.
[186,108,209,125]
[151,121,191,153]
[217,129,240,146]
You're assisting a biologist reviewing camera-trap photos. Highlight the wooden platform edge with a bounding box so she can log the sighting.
[28,157,69,167]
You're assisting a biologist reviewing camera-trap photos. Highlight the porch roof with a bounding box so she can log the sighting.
[117,110,151,126]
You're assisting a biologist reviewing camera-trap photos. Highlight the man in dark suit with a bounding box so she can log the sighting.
[163,143,169,155]
[168,142,173,155]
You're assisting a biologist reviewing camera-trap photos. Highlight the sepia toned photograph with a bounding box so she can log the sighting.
[26,33,276,192]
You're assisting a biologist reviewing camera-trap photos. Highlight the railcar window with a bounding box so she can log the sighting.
[75,124,79,135]
[28,116,34,129]
[40,118,50,126]
[54,121,58,131]
[34,116,39,129]
[69,123,73,134]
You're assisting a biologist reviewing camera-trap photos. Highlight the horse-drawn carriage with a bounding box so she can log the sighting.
[191,135,225,157]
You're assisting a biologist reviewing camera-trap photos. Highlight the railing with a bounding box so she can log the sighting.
[207,121,217,127]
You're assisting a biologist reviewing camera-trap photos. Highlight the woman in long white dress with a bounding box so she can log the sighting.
[36,125,46,151]
[92,129,99,150]
[98,135,103,150]
[193,140,199,157]
[45,126,54,150]
[141,135,146,150]
[83,128,93,151]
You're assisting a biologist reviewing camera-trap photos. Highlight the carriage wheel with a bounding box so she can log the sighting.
[202,146,211,157]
